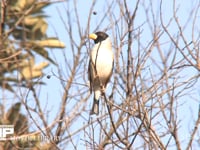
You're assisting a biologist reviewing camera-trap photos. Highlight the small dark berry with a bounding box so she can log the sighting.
[47,75,51,79]
[93,11,97,15]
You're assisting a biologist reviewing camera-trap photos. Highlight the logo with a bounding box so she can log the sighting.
[0,125,14,140]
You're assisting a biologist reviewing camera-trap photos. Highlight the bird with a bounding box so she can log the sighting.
[88,31,114,115]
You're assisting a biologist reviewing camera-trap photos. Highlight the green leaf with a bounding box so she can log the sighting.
[37,38,65,48]
[23,16,40,26]
[32,19,48,37]
[14,0,27,11]
[21,60,49,80]
[25,0,35,8]
[32,47,56,64]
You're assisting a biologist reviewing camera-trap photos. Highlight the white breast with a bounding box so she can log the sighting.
[90,38,114,84]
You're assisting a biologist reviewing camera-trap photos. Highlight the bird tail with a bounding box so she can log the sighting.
[90,98,99,115]
[90,90,101,115]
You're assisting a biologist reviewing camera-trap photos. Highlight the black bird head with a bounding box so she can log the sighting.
[89,31,109,44]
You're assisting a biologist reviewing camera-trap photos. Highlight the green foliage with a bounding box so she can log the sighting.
[0,103,56,149]
[0,103,35,149]
[0,0,65,91]
[0,0,65,148]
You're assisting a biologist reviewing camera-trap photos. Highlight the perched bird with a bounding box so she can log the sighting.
[88,31,114,115]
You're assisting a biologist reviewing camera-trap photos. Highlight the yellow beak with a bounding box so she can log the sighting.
[89,33,97,40]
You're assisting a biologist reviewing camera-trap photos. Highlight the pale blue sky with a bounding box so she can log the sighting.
[28,0,200,149]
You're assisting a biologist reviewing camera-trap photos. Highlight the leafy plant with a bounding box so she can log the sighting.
[0,0,65,91]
